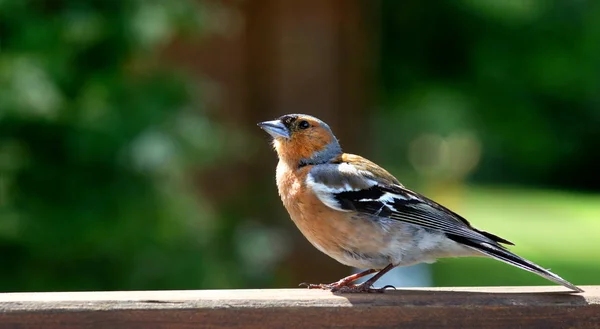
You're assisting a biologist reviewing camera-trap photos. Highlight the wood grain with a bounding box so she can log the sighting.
[0,286,599,328]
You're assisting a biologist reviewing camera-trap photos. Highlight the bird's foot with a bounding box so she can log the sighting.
[332,284,396,294]
[299,281,396,293]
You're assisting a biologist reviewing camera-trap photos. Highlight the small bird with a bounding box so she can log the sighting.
[258,114,583,293]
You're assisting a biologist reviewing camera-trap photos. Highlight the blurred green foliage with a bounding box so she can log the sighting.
[378,0,600,288]
[0,0,239,292]
[379,0,600,190]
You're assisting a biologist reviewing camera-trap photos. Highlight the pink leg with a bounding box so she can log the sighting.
[333,263,397,293]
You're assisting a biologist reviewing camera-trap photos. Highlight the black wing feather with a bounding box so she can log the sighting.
[334,184,514,246]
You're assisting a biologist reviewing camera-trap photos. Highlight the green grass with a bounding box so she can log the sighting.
[431,185,600,287]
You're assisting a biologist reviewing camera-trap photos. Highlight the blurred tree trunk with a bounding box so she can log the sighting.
[165,0,378,287]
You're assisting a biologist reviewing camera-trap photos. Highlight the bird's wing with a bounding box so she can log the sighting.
[307,154,513,246]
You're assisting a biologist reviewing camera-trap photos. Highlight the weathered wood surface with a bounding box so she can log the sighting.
[0,286,599,328]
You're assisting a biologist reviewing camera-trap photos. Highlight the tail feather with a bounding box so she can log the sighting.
[450,236,583,292]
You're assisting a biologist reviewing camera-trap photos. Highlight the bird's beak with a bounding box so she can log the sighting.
[257,119,291,139]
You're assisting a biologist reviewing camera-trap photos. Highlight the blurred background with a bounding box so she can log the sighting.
[0,0,598,292]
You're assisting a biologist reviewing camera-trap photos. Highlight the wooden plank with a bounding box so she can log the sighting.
[0,287,599,328]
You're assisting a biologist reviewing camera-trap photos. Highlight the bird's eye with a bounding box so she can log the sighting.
[298,120,310,129]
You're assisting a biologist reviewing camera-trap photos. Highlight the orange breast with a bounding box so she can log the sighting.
[275,161,391,268]
[276,164,333,251]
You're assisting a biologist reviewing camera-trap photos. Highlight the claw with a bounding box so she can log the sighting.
[299,281,394,293]
[381,284,396,290]
[298,269,383,292]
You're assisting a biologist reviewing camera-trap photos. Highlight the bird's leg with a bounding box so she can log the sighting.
[333,263,397,293]
[299,268,377,290]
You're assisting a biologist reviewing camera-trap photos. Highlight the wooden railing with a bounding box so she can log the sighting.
[0,286,598,328]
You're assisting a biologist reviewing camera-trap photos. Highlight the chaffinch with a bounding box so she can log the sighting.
[258,114,583,293]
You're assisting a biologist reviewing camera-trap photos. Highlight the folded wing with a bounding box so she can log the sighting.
[308,158,511,247]
[307,156,582,292]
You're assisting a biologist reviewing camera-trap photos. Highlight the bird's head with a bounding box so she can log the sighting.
[258,114,342,167]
